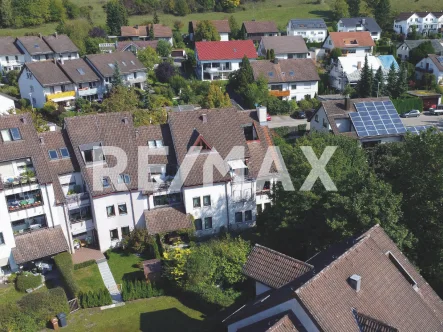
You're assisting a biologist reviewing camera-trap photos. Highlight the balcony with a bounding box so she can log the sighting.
[269,90,290,97]
[78,87,98,96]
[6,190,43,213]
[66,192,90,209]
[46,90,76,102]
[12,215,47,236]
[416,67,433,74]
[2,173,38,190]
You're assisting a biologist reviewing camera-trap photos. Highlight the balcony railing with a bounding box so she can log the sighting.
[232,194,256,203]
[78,87,98,96]
[65,192,89,204]
[2,175,38,189]
[70,214,93,224]
[46,90,76,101]
[14,225,48,237]
[270,90,290,97]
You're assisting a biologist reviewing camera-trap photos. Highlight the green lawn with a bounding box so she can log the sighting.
[0,283,49,305]
[73,264,106,293]
[106,250,146,284]
[54,296,210,332]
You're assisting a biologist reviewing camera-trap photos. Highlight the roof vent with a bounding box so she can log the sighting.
[135,129,139,138]
[122,117,129,124]
[20,117,27,124]
[349,274,361,292]
[39,137,44,144]
[201,114,207,123]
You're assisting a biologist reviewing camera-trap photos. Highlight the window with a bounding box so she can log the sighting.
[235,212,243,223]
[315,114,319,122]
[257,204,263,215]
[60,147,70,158]
[203,195,211,206]
[245,210,252,221]
[148,140,156,148]
[291,84,297,90]
[204,217,212,229]
[118,174,131,184]
[1,128,22,142]
[81,144,105,164]
[5,56,9,63]
[194,218,202,231]
[193,197,201,208]
[30,85,34,92]
[110,229,119,241]
[148,140,164,148]
[48,150,58,160]
[103,177,110,188]
[106,205,115,217]
[0,232,4,245]
[323,118,328,128]
[118,203,128,215]
[155,140,163,147]
[121,226,130,237]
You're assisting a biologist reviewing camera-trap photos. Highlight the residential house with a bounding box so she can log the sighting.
[258,36,309,59]
[18,61,75,108]
[337,17,382,41]
[116,40,158,54]
[0,37,25,75]
[394,11,443,36]
[224,225,443,331]
[85,52,147,94]
[42,34,80,61]
[286,19,328,43]
[189,20,231,41]
[120,24,173,45]
[416,54,443,85]
[309,97,416,147]
[195,40,257,81]
[251,58,320,101]
[151,24,173,45]
[397,39,443,60]
[323,31,375,57]
[330,55,399,91]
[241,21,279,43]
[0,93,16,115]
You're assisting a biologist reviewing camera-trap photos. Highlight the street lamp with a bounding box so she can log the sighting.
[29,92,34,111]
[377,82,381,98]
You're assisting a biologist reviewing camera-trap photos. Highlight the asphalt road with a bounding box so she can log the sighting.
[401,112,443,130]
[267,115,310,129]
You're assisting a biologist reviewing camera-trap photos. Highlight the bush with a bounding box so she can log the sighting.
[78,288,112,308]
[74,260,96,270]
[18,287,69,328]
[0,303,39,332]
[392,97,423,114]
[121,280,164,302]
[298,124,307,134]
[54,252,79,297]
[186,283,241,308]
[15,272,42,292]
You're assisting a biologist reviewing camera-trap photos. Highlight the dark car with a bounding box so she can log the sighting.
[294,111,306,119]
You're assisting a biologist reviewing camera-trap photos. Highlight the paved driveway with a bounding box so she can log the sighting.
[401,112,443,130]
[267,115,310,129]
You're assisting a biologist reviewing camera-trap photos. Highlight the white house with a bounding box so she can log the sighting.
[337,17,382,41]
[258,36,310,59]
[416,54,443,85]
[251,58,320,101]
[0,37,25,75]
[189,20,231,42]
[394,12,443,36]
[0,93,16,115]
[330,55,399,91]
[397,39,443,61]
[286,18,328,43]
[323,31,375,57]
[195,40,257,81]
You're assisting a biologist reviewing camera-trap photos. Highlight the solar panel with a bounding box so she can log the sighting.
[350,101,407,137]
[406,125,433,134]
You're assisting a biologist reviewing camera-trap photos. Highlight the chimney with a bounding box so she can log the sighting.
[361,18,366,25]
[257,106,268,125]
[349,274,361,292]
[60,57,64,65]
[345,97,352,111]
[39,137,44,144]
[201,114,207,123]
[357,61,362,70]
[20,116,27,124]
[135,129,139,138]
[135,24,139,29]
[122,116,129,124]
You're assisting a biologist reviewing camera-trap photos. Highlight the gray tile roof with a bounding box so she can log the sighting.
[251,59,320,83]
[428,54,443,72]
[58,58,100,84]
[43,34,79,53]
[288,19,327,30]
[17,36,53,55]
[85,52,146,78]
[260,36,308,55]
[12,226,69,264]
[0,37,22,55]
[339,17,382,32]
[24,61,72,87]
[144,205,192,234]
[401,39,443,53]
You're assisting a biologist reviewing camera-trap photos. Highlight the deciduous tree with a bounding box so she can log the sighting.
[194,20,220,41]
[331,0,349,20]
[105,0,128,36]
[204,82,232,108]
[137,46,160,71]
[156,40,172,58]
[155,61,176,83]
[347,0,360,17]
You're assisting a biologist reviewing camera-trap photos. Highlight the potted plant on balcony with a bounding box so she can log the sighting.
[22,168,36,184]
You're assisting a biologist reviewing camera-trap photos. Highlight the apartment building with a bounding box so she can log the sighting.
[394,11,443,36]
[286,18,328,43]
[337,17,382,41]
[323,31,375,57]
[258,36,310,59]
[189,20,231,41]
[0,37,25,75]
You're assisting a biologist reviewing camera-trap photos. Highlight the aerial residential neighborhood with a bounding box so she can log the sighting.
[0,0,442,331]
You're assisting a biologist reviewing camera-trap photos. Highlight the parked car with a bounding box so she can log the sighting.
[401,110,420,118]
[267,114,271,121]
[293,111,306,119]
[429,104,443,115]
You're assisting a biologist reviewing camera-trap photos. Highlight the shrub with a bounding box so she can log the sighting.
[0,303,39,332]
[78,288,112,308]
[392,97,423,114]
[54,252,79,297]
[121,280,163,302]
[18,287,69,328]
[73,260,96,270]
[16,272,42,292]
[298,124,307,134]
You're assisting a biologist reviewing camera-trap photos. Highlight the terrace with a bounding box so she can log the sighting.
[69,206,93,224]
[6,189,43,213]
[11,214,47,236]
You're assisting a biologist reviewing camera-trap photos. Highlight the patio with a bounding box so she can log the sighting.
[72,248,105,264]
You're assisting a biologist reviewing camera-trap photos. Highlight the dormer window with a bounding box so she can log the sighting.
[79,142,105,165]
[1,128,22,142]
[243,124,258,141]
[118,174,131,184]
[148,140,163,148]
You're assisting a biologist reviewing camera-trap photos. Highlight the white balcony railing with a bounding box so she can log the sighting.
[78,87,98,96]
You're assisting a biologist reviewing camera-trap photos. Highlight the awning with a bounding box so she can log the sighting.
[51,96,75,103]
[228,160,247,170]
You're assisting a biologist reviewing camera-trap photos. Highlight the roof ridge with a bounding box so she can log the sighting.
[254,244,314,269]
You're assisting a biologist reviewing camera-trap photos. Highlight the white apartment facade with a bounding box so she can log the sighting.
[0,37,25,75]
[393,12,443,36]
[323,32,375,57]
[286,19,328,43]
[416,54,443,85]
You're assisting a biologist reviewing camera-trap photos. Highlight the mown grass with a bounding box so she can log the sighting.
[73,263,106,293]
[106,250,147,284]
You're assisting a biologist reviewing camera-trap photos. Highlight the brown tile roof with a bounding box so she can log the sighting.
[243,244,313,289]
[23,61,72,87]
[58,58,100,84]
[238,311,306,332]
[116,40,158,52]
[251,59,320,84]
[260,36,308,55]
[0,37,22,55]
[328,31,375,49]
[12,226,69,264]
[191,20,231,33]
[428,54,443,72]
[43,34,79,53]
[120,25,149,37]
[85,52,146,77]
[153,24,173,38]
[144,205,192,234]
[243,21,279,34]
[17,36,53,55]
[135,124,177,166]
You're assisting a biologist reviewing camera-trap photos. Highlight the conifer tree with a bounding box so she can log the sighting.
[385,62,397,98]
[153,10,159,24]
[372,66,385,97]
[356,55,372,98]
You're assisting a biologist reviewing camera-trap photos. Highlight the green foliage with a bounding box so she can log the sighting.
[372,67,384,97]
[384,62,397,98]
[228,55,254,97]
[392,97,423,113]
[374,0,391,31]
[101,86,139,113]
[265,96,291,115]
[121,228,157,255]
[0,303,39,332]
[79,288,112,308]
[356,55,372,98]
[156,40,172,57]
[194,20,220,41]
[155,62,176,83]
[74,259,96,270]
[15,273,42,292]
[54,252,79,297]
[203,82,232,108]
[242,75,269,108]
[137,46,160,71]
[56,19,92,55]
[347,0,360,17]
[228,15,240,39]
[106,0,128,36]
[49,0,67,22]
[0,0,13,28]
[331,0,349,20]
[153,10,159,24]
[121,280,163,302]
[330,48,343,60]
[111,61,124,87]
[409,41,435,65]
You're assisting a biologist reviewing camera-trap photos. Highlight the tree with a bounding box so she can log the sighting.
[356,55,372,98]
[0,0,13,27]
[347,0,360,17]
[221,0,240,11]
[175,0,190,16]
[156,40,172,57]
[155,62,176,83]
[111,61,123,87]
[204,82,232,108]
[374,0,391,31]
[330,48,343,60]
[194,20,220,41]
[197,0,215,12]
[57,18,92,55]
[106,0,128,36]
[396,62,408,98]
[410,24,419,40]
[228,55,254,96]
[266,49,271,60]
[137,46,160,71]
[173,20,183,31]
[409,41,435,65]
[243,76,269,108]
[372,66,385,97]
[49,0,66,21]
[385,62,397,98]
[149,24,154,40]
[101,86,139,113]
[331,0,349,20]
[62,0,80,19]
[153,10,159,24]
[228,15,240,39]
[89,26,107,38]
[270,49,275,61]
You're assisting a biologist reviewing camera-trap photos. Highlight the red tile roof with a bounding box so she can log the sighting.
[195,40,257,61]
[328,31,375,48]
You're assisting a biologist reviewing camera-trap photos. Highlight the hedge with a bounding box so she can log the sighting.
[74,259,96,270]
[78,288,112,308]
[121,280,164,302]
[15,272,42,292]
[17,287,69,329]
[54,252,79,298]
[392,97,423,114]
[0,303,39,332]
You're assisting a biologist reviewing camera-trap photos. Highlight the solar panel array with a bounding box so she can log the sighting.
[406,125,433,134]
[350,101,406,137]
